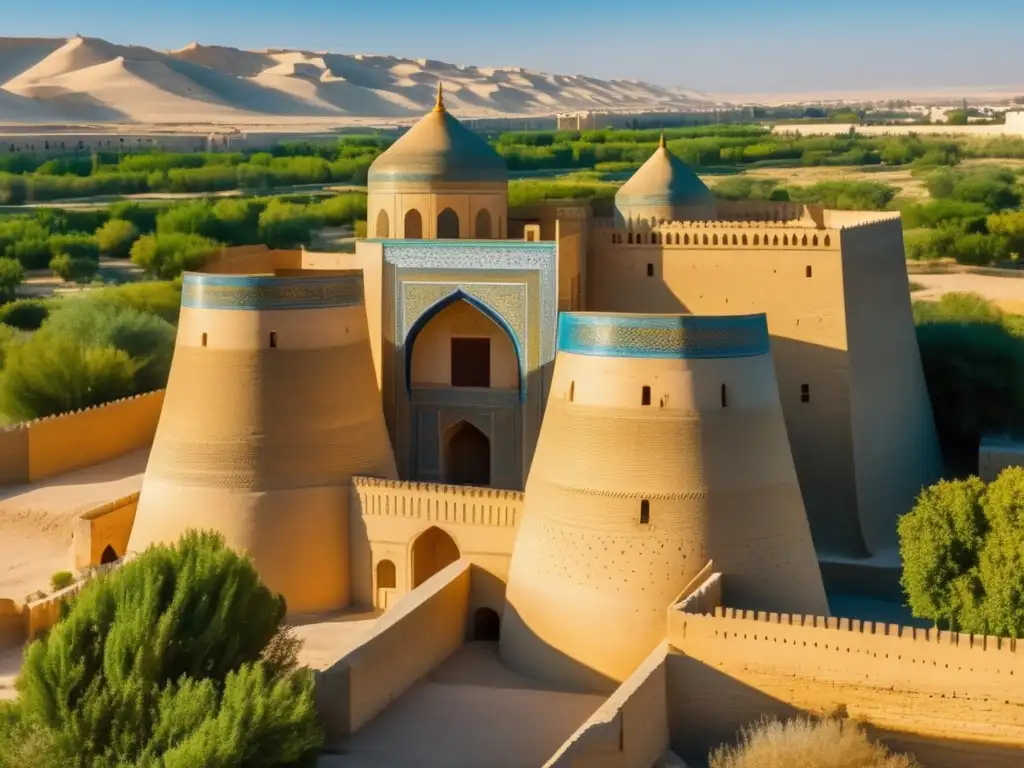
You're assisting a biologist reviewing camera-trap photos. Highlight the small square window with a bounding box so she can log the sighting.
[640,500,650,525]
[805,265,813,278]
[800,384,810,403]
[642,386,651,406]
[269,332,277,348]
[646,263,654,277]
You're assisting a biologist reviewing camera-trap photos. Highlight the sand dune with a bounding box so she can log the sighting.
[0,35,711,125]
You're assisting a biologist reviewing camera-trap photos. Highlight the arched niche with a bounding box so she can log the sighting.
[411,526,460,588]
[442,420,491,486]
[437,208,460,238]
[376,559,396,589]
[405,208,423,239]
[406,291,522,398]
[475,209,492,239]
[375,209,390,238]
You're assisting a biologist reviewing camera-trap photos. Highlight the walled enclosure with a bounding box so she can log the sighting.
[128,271,398,616]
[586,213,941,558]
[667,572,1024,767]
[501,313,827,693]
[71,492,140,570]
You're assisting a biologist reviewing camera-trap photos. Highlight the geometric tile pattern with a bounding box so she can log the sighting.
[181,273,364,311]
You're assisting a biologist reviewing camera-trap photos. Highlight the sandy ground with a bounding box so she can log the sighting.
[908,271,1024,313]
[320,642,606,767]
[0,449,147,601]
[0,36,705,126]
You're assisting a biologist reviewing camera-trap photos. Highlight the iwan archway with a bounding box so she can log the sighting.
[411,526,460,588]
[443,420,491,486]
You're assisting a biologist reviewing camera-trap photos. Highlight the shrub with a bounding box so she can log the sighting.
[49,253,99,283]
[0,257,23,302]
[131,232,221,279]
[49,571,74,591]
[92,280,182,325]
[0,531,322,766]
[709,715,918,768]
[5,236,52,270]
[95,218,140,258]
[108,200,160,233]
[0,298,49,330]
[257,199,324,248]
[46,233,100,262]
[315,192,368,226]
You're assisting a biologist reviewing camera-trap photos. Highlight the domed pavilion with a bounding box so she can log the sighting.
[614,133,715,226]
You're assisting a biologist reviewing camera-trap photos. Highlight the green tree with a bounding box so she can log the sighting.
[0,531,322,767]
[131,233,221,279]
[257,200,324,248]
[95,218,141,259]
[0,257,23,302]
[49,253,99,283]
[47,233,100,262]
[0,298,49,331]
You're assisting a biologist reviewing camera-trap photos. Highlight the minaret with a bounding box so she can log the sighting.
[500,312,829,691]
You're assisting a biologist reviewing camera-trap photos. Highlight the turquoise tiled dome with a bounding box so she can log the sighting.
[368,86,508,185]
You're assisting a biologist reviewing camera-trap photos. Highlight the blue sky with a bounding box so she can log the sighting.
[5,0,1024,93]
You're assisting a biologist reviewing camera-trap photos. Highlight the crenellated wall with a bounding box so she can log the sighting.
[349,477,520,615]
[0,390,164,485]
[666,573,1024,767]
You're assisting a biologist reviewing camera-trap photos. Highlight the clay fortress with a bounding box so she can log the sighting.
[2,86,1023,766]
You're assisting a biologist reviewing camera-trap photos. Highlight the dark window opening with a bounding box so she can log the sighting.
[473,607,501,641]
[640,500,650,525]
[641,386,651,406]
[568,381,575,402]
[201,332,208,347]
[721,383,728,408]
[800,384,810,403]
[451,337,491,387]
[646,263,654,277]
[805,265,813,278]
[269,332,277,348]
[100,545,119,565]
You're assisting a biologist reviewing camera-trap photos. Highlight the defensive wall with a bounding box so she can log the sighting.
[315,558,471,741]
[71,492,139,570]
[665,571,1024,767]
[0,390,163,485]
[349,477,520,614]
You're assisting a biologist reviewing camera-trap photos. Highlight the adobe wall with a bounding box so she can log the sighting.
[199,245,303,276]
[71,492,140,570]
[349,477,520,616]
[314,558,471,742]
[0,599,22,652]
[5,391,164,484]
[666,579,1024,767]
[840,221,943,553]
[586,222,864,557]
[545,643,670,768]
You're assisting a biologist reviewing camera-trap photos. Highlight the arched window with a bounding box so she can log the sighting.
[628,233,634,244]
[702,234,709,245]
[742,235,748,245]
[404,209,423,239]
[754,234,760,245]
[783,235,789,246]
[475,209,492,239]
[732,234,738,245]
[684,234,690,245]
[824,235,831,247]
[773,235,779,246]
[376,559,396,589]
[712,234,719,245]
[437,208,460,238]
[802,235,808,246]
[375,209,390,238]
[674,233,680,245]
[812,235,819,246]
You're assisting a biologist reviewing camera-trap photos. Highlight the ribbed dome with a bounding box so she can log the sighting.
[369,85,508,185]
[615,135,713,208]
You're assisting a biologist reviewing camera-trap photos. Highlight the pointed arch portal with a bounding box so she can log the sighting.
[411,526,460,588]
[443,420,491,486]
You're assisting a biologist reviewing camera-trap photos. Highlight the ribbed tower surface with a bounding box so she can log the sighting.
[500,312,829,692]
[128,272,398,616]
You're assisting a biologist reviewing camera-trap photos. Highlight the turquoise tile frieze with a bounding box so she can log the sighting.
[557,313,770,359]
[181,273,363,311]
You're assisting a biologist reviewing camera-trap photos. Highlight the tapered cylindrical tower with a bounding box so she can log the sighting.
[500,312,828,691]
[128,272,398,616]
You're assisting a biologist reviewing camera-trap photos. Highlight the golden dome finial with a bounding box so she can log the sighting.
[433,81,445,112]
[659,131,666,149]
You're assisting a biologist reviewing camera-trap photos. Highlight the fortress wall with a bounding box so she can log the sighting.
[666,579,1024,766]
[586,234,865,557]
[545,642,669,768]
[315,558,471,742]
[130,273,398,616]
[0,425,28,484]
[199,245,304,275]
[71,492,140,570]
[841,221,943,554]
[349,477,521,611]
[0,599,22,651]
[22,391,164,482]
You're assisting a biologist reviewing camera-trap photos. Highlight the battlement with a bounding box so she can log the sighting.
[1,389,164,432]
[351,476,523,527]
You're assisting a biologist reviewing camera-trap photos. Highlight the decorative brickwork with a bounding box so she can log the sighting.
[181,272,364,311]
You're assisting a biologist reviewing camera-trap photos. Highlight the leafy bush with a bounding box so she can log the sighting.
[49,571,73,591]
[258,199,324,248]
[0,531,322,767]
[95,218,140,258]
[92,280,182,325]
[131,232,221,279]
[47,232,100,262]
[0,257,23,302]
[785,180,896,211]
[0,298,49,330]
[49,253,99,283]
[315,192,368,226]
[709,715,918,768]
[899,468,1024,636]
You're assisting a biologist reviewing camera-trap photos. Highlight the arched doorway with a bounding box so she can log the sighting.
[473,607,500,641]
[405,208,423,238]
[375,209,390,238]
[437,208,460,238]
[376,559,396,589]
[475,209,492,239]
[411,527,460,588]
[100,545,119,565]
[443,421,490,486]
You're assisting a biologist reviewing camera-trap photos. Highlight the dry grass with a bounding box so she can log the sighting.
[702,165,929,200]
[709,715,920,768]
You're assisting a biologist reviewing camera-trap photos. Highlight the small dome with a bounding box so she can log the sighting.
[369,84,508,185]
[615,135,713,209]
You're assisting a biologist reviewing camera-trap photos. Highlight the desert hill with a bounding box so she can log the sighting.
[0,36,713,125]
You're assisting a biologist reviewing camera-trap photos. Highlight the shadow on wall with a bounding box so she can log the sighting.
[666,654,1024,768]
